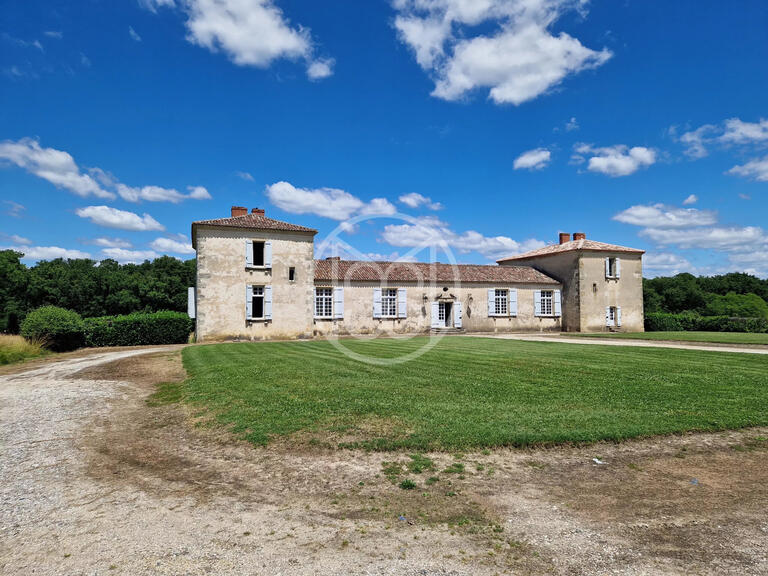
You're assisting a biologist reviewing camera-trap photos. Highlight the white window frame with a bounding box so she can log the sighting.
[540,290,554,316]
[606,257,620,279]
[494,289,509,316]
[381,288,398,318]
[314,287,333,319]
[250,285,265,320]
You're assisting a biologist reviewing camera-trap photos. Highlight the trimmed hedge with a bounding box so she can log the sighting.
[83,311,193,347]
[20,306,85,351]
[645,312,768,333]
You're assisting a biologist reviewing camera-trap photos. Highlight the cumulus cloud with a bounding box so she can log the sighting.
[513,148,551,170]
[9,245,92,261]
[613,204,717,229]
[720,117,768,145]
[678,124,717,159]
[398,192,442,210]
[150,236,195,254]
[152,0,334,80]
[0,233,31,245]
[573,143,656,177]
[393,0,611,105]
[76,205,165,231]
[236,171,254,181]
[380,216,545,261]
[565,117,579,132]
[682,194,698,205]
[91,237,133,249]
[643,252,694,277]
[0,138,114,199]
[640,226,767,252]
[265,181,395,221]
[677,117,768,162]
[101,248,160,263]
[728,155,768,182]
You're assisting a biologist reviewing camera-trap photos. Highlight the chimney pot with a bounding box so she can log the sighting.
[325,256,341,261]
[573,232,586,241]
[559,232,571,245]
[231,206,247,217]
[251,208,265,216]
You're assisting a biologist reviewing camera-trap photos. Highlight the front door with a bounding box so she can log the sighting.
[439,302,452,327]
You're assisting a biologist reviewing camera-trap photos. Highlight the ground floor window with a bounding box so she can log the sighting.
[382,288,397,317]
[251,286,265,319]
[540,290,553,316]
[494,289,508,316]
[315,287,333,318]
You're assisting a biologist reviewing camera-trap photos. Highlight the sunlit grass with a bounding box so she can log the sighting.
[0,334,47,365]
[572,331,768,345]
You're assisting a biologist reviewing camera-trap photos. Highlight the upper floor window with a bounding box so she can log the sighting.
[246,240,272,268]
[289,267,296,281]
[605,257,620,279]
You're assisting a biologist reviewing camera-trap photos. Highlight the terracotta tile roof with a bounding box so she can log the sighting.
[314,259,559,284]
[192,213,317,234]
[497,239,644,263]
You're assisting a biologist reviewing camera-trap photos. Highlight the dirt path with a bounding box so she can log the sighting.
[473,333,768,354]
[1,349,767,575]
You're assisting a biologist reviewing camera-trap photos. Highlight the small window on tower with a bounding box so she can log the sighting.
[288,267,296,281]
[252,241,265,267]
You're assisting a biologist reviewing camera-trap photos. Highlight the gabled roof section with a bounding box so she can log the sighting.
[314,259,559,284]
[497,239,644,263]
[191,212,317,248]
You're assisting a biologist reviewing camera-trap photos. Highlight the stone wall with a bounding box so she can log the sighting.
[579,253,644,332]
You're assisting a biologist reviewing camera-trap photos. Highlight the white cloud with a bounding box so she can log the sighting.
[9,245,92,261]
[513,147,551,170]
[236,171,254,181]
[265,181,396,221]
[139,0,176,12]
[187,185,212,199]
[129,26,142,42]
[115,183,211,203]
[677,118,768,160]
[101,248,160,263]
[178,0,332,80]
[0,138,114,199]
[3,201,25,218]
[1,234,31,245]
[720,118,768,145]
[43,31,63,39]
[307,58,335,80]
[150,236,195,254]
[380,215,545,261]
[728,155,768,182]
[678,124,717,159]
[613,204,716,229]
[682,194,698,205]
[573,143,656,177]
[398,192,442,210]
[640,226,767,251]
[91,237,133,249]
[76,205,165,231]
[394,0,611,105]
[643,252,693,277]
[565,117,579,132]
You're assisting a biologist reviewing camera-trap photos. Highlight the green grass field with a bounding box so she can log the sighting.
[0,335,47,366]
[176,336,768,451]
[571,331,768,346]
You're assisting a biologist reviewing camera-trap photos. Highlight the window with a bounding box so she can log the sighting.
[382,288,397,318]
[314,288,333,318]
[606,257,620,278]
[540,290,553,316]
[252,241,265,267]
[608,306,616,324]
[251,286,265,319]
[494,289,508,316]
[288,267,296,281]
[438,302,446,321]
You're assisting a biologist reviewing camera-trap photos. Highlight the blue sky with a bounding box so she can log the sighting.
[1,0,767,276]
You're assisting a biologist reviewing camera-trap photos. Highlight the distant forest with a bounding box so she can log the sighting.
[1,249,767,333]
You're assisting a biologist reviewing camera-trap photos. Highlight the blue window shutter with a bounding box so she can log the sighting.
[264,286,273,320]
[617,306,622,327]
[606,306,611,326]
[605,257,610,278]
[246,240,254,267]
[509,289,518,316]
[534,290,542,316]
[430,302,440,328]
[334,287,344,319]
[454,302,463,328]
[373,288,382,318]
[487,289,495,317]
[246,285,253,319]
[264,241,273,268]
[397,288,407,318]
[554,290,562,317]
[616,258,621,279]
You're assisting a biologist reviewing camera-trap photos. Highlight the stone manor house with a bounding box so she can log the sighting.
[189,207,645,341]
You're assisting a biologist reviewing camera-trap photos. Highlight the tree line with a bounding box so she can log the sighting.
[0,250,195,333]
[644,272,768,319]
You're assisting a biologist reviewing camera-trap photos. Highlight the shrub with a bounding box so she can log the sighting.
[20,306,85,351]
[645,312,768,333]
[0,334,45,365]
[83,311,193,347]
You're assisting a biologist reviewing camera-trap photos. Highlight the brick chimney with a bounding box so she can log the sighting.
[251,208,265,216]
[231,206,247,217]
[559,232,571,245]
[573,232,586,241]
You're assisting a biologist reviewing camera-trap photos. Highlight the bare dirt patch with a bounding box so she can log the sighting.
[2,349,767,575]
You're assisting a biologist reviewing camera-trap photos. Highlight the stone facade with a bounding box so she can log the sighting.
[191,209,644,341]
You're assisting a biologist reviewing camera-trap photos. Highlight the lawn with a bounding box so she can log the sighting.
[0,335,47,365]
[570,331,768,346]
[177,336,768,451]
